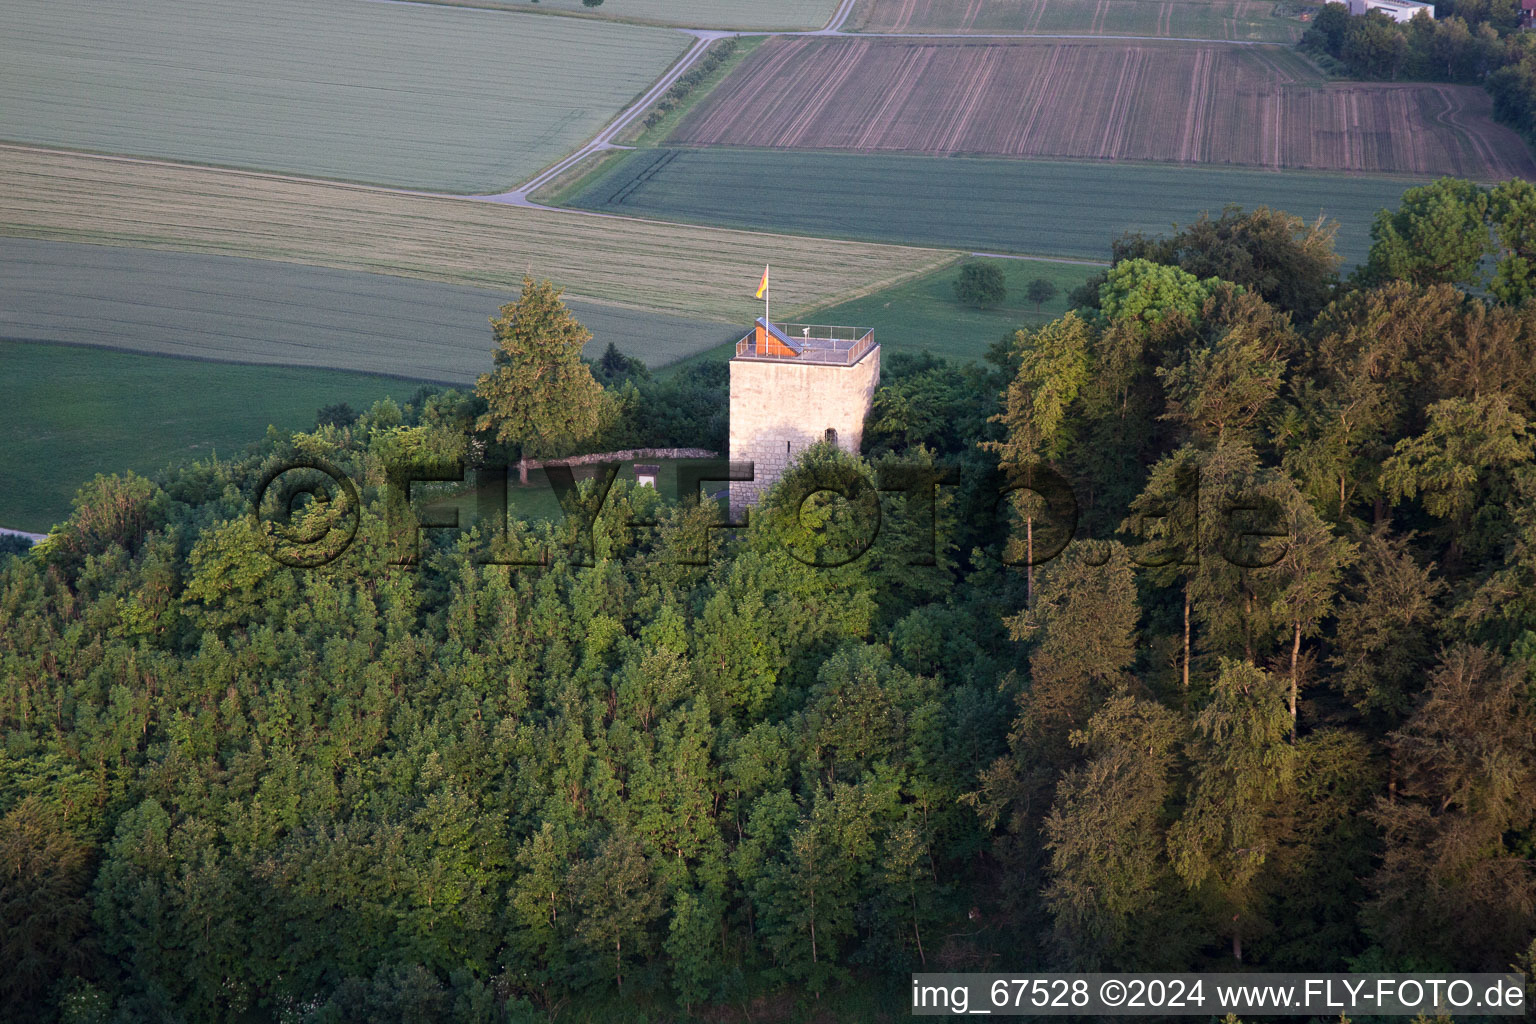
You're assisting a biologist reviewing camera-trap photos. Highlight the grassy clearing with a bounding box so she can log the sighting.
[0,147,958,322]
[666,256,1099,371]
[0,0,688,191]
[567,148,1426,264]
[0,341,421,532]
[804,256,1099,363]
[412,0,840,30]
[1,240,738,382]
[848,0,1304,41]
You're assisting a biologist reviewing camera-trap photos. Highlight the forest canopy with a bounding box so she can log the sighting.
[3,183,1536,1023]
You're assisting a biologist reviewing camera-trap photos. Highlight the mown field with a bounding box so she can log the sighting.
[0,341,422,532]
[444,0,840,29]
[0,147,957,322]
[673,38,1536,179]
[848,0,1303,41]
[2,240,737,382]
[0,0,689,191]
[568,148,1424,264]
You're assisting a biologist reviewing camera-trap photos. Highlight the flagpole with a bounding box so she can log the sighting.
[765,264,770,327]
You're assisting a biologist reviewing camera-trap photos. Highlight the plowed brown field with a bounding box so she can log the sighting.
[672,38,1536,180]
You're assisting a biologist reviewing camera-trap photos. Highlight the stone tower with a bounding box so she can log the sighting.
[728,317,880,517]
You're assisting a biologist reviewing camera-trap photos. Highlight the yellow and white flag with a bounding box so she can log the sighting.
[755,265,769,299]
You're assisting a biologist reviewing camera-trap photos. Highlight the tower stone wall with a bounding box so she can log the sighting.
[728,344,880,517]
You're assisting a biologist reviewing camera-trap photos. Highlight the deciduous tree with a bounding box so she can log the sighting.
[1026,276,1059,311]
[954,261,1007,309]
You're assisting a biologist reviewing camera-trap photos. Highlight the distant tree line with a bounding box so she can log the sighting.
[641,39,740,131]
[3,184,1536,1022]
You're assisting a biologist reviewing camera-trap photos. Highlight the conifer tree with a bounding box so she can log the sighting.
[986,313,1092,604]
[1168,661,1296,963]
[1364,646,1536,968]
[1042,697,1192,969]
[475,277,612,484]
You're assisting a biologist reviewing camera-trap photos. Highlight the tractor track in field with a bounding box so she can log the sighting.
[478,0,1281,207]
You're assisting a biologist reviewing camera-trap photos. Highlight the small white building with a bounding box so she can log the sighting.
[1347,0,1434,21]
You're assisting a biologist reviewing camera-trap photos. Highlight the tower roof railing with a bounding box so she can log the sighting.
[735,320,876,366]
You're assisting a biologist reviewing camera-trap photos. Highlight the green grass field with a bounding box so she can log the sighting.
[437,0,840,29]
[0,0,688,191]
[0,341,425,532]
[567,149,1427,264]
[0,339,637,534]
[666,255,1099,371]
[2,240,740,381]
